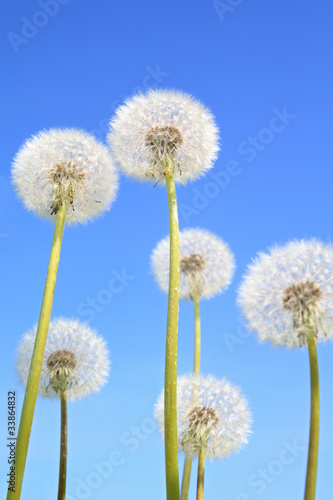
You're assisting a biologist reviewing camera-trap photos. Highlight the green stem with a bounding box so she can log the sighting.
[58,391,68,500]
[304,333,320,500]
[181,456,192,500]
[164,169,180,500]
[7,203,66,500]
[180,293,201,500]
[196,448,206,500]
[193,293,201,375]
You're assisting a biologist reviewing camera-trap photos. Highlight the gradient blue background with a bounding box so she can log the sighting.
[1,1,333,499]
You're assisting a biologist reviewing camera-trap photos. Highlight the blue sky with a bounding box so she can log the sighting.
[1,0,333,499]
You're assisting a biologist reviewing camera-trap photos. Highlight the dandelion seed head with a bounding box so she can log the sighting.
[238,239,333,348]
[12,128,119,225]
[16,318,110,400]
[46,349,77,393]
[145,125,183,157]
[180,254,206,275]
[151,228,235,299]
[181,405,219,450]
[108,89,219,184]
[282,280,322,312]
[155,374,252,459]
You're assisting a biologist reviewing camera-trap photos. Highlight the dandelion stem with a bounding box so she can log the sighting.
[304,332,320,500]
[164,169,180,500]
[7,203,66,500]
[181,456,192,500]
[58,391,68,500]
[193,293,201,374]
[181,293,201,500]
[196,448,206,500]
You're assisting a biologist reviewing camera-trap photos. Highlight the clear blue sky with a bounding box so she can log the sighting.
[1,1,333,499]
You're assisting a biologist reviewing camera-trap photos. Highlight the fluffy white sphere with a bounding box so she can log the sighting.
[12,128,119,225]
[16,318,110,401]
[151,228,235,300]
[155,374,251,459]
[108,89,219,184]
[238,239,333,348]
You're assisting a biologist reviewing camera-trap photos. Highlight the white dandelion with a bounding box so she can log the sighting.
[17,318,110,499]
[152,229,234,498]
[12,130,117,498]
[12,128,119,225]
[17,317,110,401]
[109,89,219,496]
[108,89,219,184]
[238,239,333,348]
[152,228,235,300]
[155,374,251,459]
[238,239,333,500]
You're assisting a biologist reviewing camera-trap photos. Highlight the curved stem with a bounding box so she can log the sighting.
[7,203,66,500]
[164,170,180,500]
[193,293,201,374]
[58,391,68,500]
[196,448,206,500]
[304,333,320,500]
[181,293,201,500]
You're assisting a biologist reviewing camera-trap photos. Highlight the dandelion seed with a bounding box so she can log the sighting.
[108,89,219,184]
[17,318,110,400]
[238,239,333,348]
[155,374,251,459]
[152,228,235,300]
[12,128,118,225]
